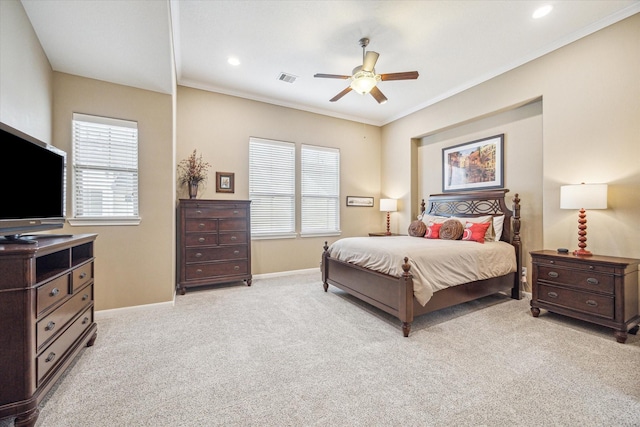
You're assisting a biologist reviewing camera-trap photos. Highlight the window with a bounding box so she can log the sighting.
[249,138,295,238]
[70,113,140,225]
[301,144,340,236]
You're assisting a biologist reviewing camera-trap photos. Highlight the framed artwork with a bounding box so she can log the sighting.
[346,196,374,207]
[442,134,504,192]
[216,172,235,193]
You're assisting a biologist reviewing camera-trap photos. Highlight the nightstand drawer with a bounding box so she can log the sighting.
[538,284,614,319]
[537,266,614,294]
[534,257,616,274]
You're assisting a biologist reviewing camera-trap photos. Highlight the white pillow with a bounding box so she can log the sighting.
[492,215,505,241]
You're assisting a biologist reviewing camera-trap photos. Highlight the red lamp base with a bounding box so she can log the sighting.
[573,248,592,257]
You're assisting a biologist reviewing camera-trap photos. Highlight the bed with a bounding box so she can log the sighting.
[321,189,522,337]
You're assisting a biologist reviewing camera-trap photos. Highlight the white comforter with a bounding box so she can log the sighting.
[328,236,517,306]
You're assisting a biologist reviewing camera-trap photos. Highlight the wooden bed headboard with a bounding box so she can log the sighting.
[419,189,520,244]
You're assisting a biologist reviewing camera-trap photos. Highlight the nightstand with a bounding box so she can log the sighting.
[530,250,640,343]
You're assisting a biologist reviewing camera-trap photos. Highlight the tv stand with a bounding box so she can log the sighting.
[0,234,98,427]
[1,234,38,244]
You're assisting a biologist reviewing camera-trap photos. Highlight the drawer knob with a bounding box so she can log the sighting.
[196,269,203,273]
[549,260,555,264]
[79,272,87,279]
[196,210,202,214]
[547,291,558,298]
[234,266,240,271]
[50,288,59,297]
[198,223,205,228]
[198,237,205,243]
[45,352,56,363]
[82,294,89,301]
[589,265,594,270]
[586,278,599,285]
[233,210,239,215]
[547,271,559,279]
[234,250,240,255]
[195,253,202,258]
[586,300,598,307]
[231,236,237,241]
[45,321,56,331]
[82,316,89,325]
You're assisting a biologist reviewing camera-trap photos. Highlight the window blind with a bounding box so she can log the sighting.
[72,113,139,220]
[301,144,340,235]
[249,137,295,237]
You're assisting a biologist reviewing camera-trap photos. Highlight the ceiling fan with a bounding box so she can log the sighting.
[314,38,419,104]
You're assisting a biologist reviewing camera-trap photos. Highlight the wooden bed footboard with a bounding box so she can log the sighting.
[321,189,522,337]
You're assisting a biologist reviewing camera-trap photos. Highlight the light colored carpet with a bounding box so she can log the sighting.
[3,271,639,426]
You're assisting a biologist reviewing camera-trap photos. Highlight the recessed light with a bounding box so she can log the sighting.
[227,57,240,66]
[532,5,553,19]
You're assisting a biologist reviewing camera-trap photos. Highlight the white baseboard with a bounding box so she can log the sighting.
[252,267,319,280]
[95,299,175,319]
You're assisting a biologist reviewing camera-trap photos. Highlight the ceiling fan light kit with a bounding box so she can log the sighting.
[314,37,419,104]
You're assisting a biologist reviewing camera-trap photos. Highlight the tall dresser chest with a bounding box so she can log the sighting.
[177,199,252,294]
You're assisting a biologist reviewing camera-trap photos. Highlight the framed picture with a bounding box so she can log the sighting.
[216,172,235,193]
[346,196,374,207]
[442,134,504,192]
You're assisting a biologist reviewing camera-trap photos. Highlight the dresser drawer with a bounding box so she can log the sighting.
[185,219,218,232]
[37,274,71,316]
[186,261,249,280]
[219,218,247,231]
[219,232,248,245]
[73,262,93,289]
[37,283,93,350]
[537,266,614,294]
[186,245,248,263]
[37,306,93,385]
[184,206,247,219]
[537,284,614,319]
[184,233,218,246]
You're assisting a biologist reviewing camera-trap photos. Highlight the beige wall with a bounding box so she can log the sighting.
[177,86,382,274]
[418,100,543,288]
[52,73,175,310]
[382,14,640,277]
[0,0,52,141]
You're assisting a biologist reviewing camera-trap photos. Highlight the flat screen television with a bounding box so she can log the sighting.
[0,122,66,243]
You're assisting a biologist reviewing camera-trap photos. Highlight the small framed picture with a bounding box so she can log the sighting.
[216,172,234,193]
[346,196,374,207]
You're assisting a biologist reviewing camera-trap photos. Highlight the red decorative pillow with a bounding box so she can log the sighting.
[424,222,442,239]
[462,221,492,243]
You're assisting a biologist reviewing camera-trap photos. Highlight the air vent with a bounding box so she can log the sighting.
[277,72,297,84]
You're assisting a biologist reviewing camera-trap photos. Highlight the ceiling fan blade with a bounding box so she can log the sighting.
[369,86,388,104]
[380,71,419,81]
[330,87,352,102]
[362,51,379,72]
[314,73,350,79]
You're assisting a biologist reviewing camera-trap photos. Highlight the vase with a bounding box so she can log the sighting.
[188,180,199,199]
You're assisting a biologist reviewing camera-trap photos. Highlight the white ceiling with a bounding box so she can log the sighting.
[21,0,640,126]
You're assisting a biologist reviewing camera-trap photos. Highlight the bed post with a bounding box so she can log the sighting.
[511,194,522,300]
[399,257,414,337]
[322,241,329,292]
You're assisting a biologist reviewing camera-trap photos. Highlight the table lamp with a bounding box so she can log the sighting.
[380,199,397,235]
[560,183,607,256]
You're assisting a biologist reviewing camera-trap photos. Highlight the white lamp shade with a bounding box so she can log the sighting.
[380,198,397,212]
[560,184,608,209]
